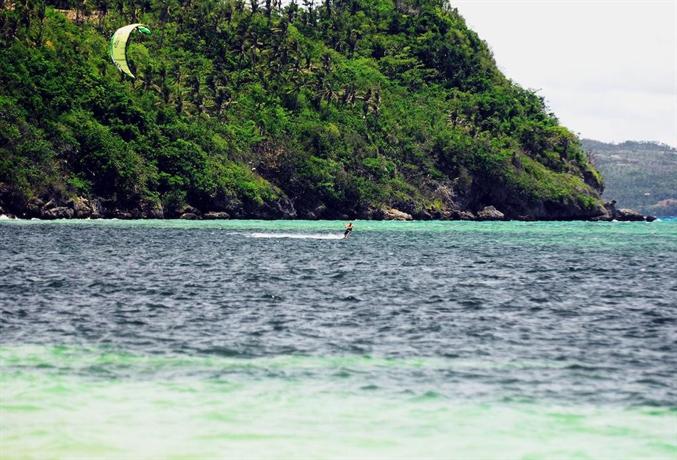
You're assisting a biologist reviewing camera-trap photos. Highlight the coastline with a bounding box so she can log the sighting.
[0,197,656,222]
[0,214,660,223]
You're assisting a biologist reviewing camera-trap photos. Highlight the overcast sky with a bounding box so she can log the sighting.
[453,0,677,147]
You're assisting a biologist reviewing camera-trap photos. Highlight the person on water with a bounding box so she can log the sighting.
[343,222,353,239]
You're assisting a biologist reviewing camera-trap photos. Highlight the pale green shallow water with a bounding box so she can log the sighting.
[2,346,675,460]
[1,219,676,459]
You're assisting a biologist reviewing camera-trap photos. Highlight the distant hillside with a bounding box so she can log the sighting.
[583,140,677,216]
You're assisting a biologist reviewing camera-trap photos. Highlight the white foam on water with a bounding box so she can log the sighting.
[250,232,344,240]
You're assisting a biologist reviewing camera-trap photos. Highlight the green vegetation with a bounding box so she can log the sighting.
[0,0,605,219]
[584,139,677,216]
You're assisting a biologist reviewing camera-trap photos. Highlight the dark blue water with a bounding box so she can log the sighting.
[2,219,675,408]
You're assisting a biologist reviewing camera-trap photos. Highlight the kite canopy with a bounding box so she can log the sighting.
[109,23,151,79]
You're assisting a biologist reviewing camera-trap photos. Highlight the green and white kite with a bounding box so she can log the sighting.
[109,23,151,78]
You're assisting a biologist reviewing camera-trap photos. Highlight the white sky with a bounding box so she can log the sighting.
[453,0,677,147]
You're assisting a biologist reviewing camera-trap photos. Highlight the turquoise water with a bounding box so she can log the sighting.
[1,219,676,459]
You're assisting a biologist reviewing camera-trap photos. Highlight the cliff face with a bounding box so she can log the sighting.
[1,0,607,220]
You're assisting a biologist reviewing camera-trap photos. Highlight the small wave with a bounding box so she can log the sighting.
[249,232,344,240]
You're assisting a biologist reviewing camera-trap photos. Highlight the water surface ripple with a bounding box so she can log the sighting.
[1,219,676,458]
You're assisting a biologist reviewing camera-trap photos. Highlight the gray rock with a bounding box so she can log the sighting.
[455,210,476,220]
[589,202,609,218]
[222,198,244,216]
[180,212,199,220]
[603,200,650,221]
[356,207,380,220]
[382,207,413,221]
[273,196,297,218]
[42,199,58,211]
[111,209,133,219]
[140,200,164,219]
[203,211,230,220]
[616,208,644,221]
[27,197,45,216]
[179,205,200,216]
[476,206,505,220]
[89,199,103,218]
[412,208,433,220]
[307,204,327,220]
[69,197,93,218]
[41,207,74,219]
[432,184,456,206]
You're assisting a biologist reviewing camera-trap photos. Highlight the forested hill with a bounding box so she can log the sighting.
[1,0,607,220]
[584,140,677,217]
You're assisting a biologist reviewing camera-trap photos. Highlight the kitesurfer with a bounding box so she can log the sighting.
[343,222,353,239]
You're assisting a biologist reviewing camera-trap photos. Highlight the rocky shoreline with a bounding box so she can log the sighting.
[0,195,655,222]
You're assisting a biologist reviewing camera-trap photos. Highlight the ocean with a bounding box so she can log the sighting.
[1,218,676,459]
